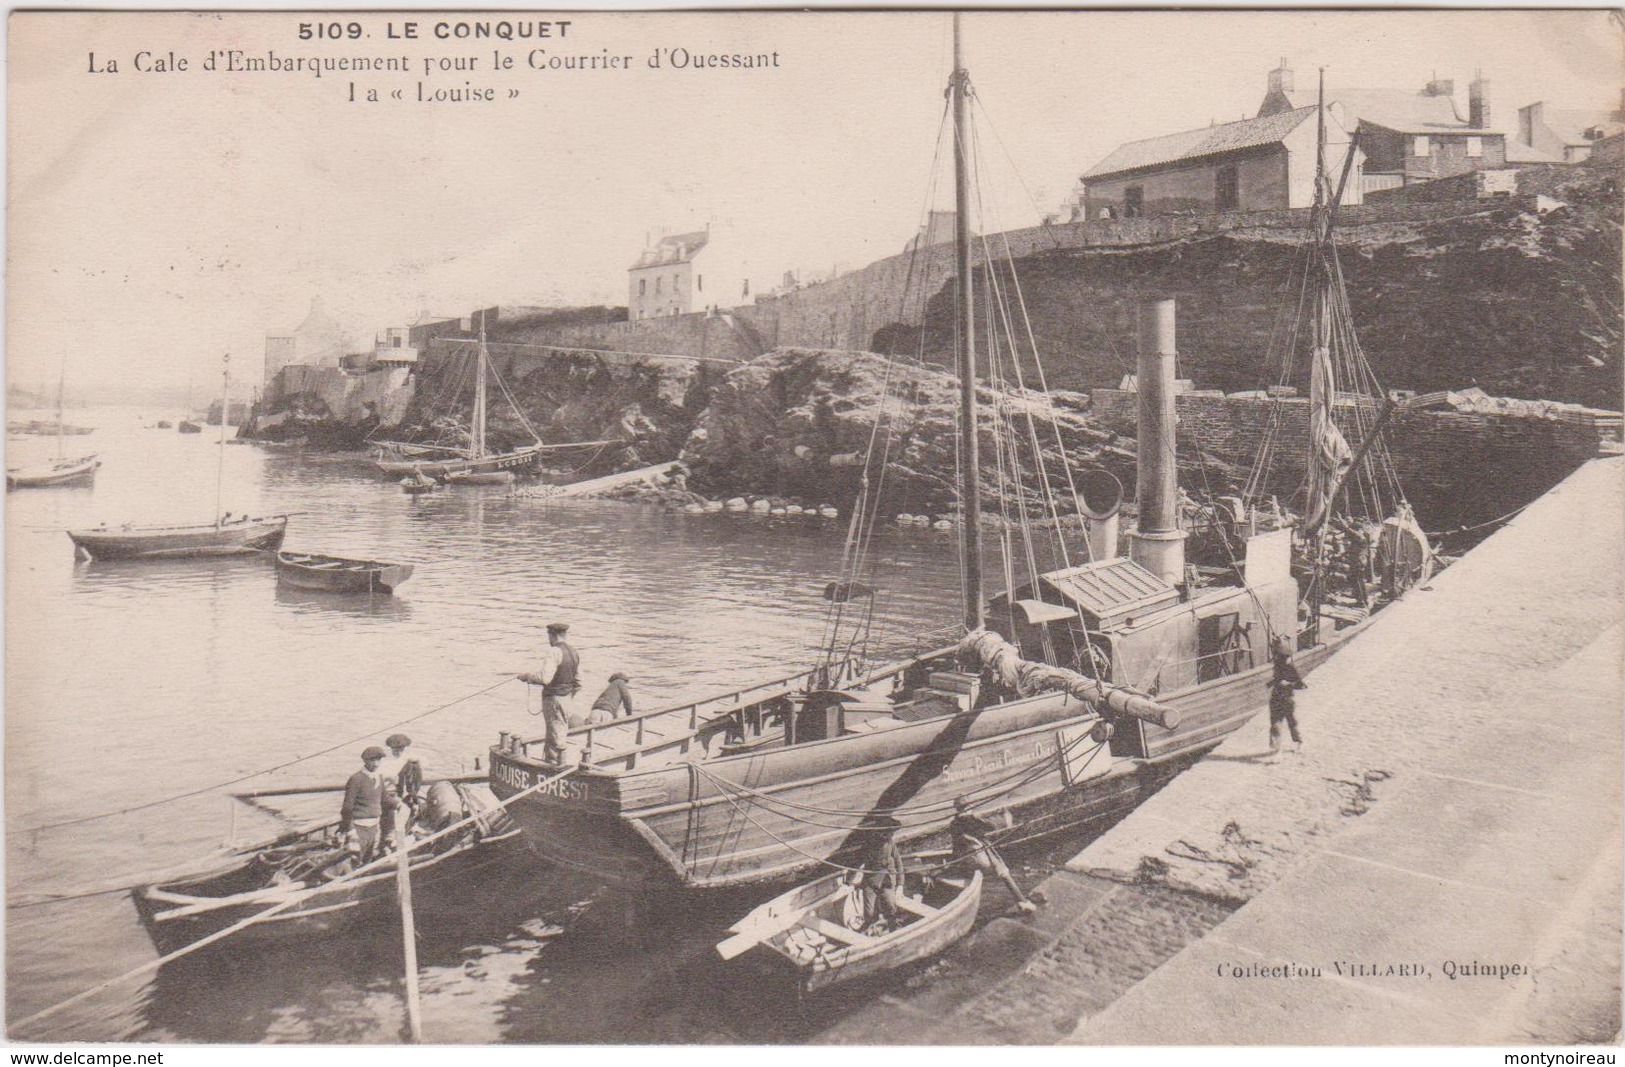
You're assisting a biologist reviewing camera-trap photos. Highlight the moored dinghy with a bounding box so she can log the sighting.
[718,869,982,995]
[275,551,415,594]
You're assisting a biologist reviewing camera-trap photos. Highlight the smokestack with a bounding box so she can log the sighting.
[1078,468,1123,562]
[1130,299,1187,586]
[1469,71,1490,129]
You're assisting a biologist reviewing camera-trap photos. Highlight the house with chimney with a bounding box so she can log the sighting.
[1513,94,1625,164]
[1080,62,1362,219]
[628,224,757,320]
[1323,73,1507,192]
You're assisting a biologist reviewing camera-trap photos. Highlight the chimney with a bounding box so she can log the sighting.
[1267,57,1293,96]
[1520,101,1544,148]
[1129,299,1187,587]
[1424,75,1455,98]
[1469,71,1490,129]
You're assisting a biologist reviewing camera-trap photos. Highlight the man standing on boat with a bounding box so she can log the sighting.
[339,746,390,864]
[379,733,423,846]
[518,622,581,764]
[852,815,906,930]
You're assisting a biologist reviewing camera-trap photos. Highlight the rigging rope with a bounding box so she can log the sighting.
[18,676,517,836]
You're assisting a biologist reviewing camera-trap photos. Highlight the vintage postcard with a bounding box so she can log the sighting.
[6,7,1621,1052]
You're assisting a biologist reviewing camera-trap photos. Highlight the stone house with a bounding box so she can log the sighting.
[1515,95,1625,164]
[1081,63,1362,219]
[628,225,756,320]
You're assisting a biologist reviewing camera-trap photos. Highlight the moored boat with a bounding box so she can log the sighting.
[6,364,100,489]
[7,453,100,489]
[133,781,519,954]
[68,515,289,560]
[177,420,203,434]
[400,471,440,494]
[275,551,414,594]
[717,868,982,995]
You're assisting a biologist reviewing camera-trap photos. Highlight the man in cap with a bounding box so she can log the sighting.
[949,797,1038,914]
[851,814,905,930]
[339,746,390,865]
[517,622,581,764]
[378,734,423,847]
[586,672,635,726]
[1267,636,1307,757]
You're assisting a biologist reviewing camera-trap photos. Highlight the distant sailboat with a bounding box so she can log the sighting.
[67,354,287,560]
[6,363,100,489]
[372,312,611,481]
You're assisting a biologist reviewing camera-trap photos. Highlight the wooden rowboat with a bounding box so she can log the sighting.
[717,869,981,995]
[275,551,415,594]
[133,781,518,954]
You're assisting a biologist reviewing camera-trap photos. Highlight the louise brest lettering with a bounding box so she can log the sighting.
[492,760,588,801]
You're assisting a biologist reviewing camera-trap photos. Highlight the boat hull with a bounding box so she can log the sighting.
[7,456,100,489]
[488,638,1351,893]
[274,552,414,594]
[67,517,288,560]
[133,829,522,955]
[374,445,545,479]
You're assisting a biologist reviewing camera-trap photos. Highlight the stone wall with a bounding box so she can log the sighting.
[1089,388,1605,533]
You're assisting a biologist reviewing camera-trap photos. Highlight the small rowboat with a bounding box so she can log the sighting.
[717,869,982,995]
[275,551,415,594]
[133,781,519,954]
[400,473,439,495]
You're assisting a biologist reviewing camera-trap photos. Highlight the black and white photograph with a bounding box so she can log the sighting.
[5,7,1622,1051]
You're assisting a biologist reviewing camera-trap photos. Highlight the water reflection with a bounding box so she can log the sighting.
[273,583,415,620]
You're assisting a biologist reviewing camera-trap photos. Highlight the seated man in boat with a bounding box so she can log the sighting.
[378,733,423,846]
[585,672,634,725]
[949,797,1038,914]
[850,815,905,931]
[338,745,391,864]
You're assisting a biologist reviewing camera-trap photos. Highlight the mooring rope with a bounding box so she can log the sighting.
[18,677,518,836]
[12,764,576,1039]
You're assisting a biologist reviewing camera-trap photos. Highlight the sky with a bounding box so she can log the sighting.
[7,8,1621,401]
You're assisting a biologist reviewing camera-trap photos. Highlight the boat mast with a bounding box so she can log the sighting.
[53,363,65,458]
[216,354,230,528]
[471,312,489,461]
[951,13,984,632]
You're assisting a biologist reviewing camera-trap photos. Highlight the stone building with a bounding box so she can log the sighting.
[628,225,757,320]
[1514,95,1625,165]
[1331,74,1507,192]
[1081,63,1362,219]
[262,296,348,393]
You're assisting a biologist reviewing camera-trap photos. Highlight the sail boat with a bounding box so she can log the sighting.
[1238,71,1433,636]
[372,312,606,482]
[486,19,1386,893]
[6,363,100,489]
[67,355,288,560]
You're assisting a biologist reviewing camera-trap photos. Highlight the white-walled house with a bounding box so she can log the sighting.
[628,225,758,319]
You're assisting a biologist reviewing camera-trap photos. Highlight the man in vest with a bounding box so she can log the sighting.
[518,621,581,764]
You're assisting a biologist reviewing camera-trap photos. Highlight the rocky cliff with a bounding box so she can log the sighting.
[880,167,1620,410]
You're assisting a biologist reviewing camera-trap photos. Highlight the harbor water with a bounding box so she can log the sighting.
[5,408,1056,1043]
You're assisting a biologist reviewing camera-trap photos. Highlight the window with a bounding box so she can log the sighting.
[639,278,646,296]
[697,274,703,292]
[1467,136,1483,158]
[1215,164,1239,211]
[1124,186,1144,218]
[1413,136,1430,156]
[655,277,663,294]
[673,273,681,290]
